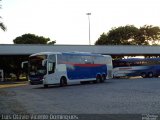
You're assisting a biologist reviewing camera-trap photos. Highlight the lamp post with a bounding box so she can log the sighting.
[86,13,91,45]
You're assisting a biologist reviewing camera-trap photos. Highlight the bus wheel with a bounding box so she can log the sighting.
[101,74,106,82]
[141,73,147,78]
[92,80,97,84]
[30,82,35,85]
[80,81,85,84]
[44,84,48,88]
[154,75,159,78]
[148,72,153,78]
[60,77,67,87]
[96,75,102,83]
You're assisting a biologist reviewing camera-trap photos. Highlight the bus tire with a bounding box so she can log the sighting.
[30,82,35,85]
[44,84,48,88]
[96,75,102,83]
[114,76,120,79]
[148,72,153,78]
[101,74,106,82]
[154,75,159,78]
[92,80,97,84]
[141,72,147,78]
[60,77,67,87]
[80,81,85,84]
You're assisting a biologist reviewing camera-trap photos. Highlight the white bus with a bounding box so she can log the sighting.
[27,52,112,87]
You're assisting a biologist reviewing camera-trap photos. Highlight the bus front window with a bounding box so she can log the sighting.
[29,55,47,77]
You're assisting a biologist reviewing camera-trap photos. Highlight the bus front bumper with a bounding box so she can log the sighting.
[29,79,43,85]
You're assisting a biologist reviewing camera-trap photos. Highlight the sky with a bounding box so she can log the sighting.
[0,0,160,45]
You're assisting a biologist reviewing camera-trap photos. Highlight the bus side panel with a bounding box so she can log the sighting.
[66,64,107,80]
[113,66,157,77]
[154,65,160,76]
[126,66,159,77]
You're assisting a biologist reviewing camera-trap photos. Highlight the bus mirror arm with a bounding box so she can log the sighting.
[21,61,28,68]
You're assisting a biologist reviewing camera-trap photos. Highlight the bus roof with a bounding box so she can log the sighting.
[62,52,102,56]
[30,52,109,57]
[115,57,160,62]
[30,52,61,57]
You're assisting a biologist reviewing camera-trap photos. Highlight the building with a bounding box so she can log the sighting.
[1,44,160,81]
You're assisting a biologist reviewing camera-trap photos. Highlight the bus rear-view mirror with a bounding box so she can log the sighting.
[42,59,47,66]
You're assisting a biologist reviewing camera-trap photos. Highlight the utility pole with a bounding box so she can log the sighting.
[86,13,91,45]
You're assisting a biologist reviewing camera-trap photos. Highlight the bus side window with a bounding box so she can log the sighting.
[83,56,93,64]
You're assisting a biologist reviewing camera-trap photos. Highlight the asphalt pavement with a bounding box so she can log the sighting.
[1,78,160,120]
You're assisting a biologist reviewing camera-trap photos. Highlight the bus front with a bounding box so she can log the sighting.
[28,55,47,85]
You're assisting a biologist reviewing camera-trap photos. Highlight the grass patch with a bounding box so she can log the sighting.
[0,81,28,89]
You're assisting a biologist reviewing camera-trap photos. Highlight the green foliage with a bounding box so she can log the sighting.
[13,33,56,44]
[0,22,6,31]
[139,25,160,44]
[95,25,160,45]
[95,33,107,45]
[48,41,56,44]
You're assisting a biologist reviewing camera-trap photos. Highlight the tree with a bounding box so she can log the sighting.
[48,40,56,44]
[0,21,6,31]
[95,25,160,45]
[139,25,160,45]
[95,25,141,45]
[95,33,108,45]
[13,33,56,44]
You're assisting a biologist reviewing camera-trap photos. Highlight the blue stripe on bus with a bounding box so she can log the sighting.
[122,65,160,76]
[66,64,107,80]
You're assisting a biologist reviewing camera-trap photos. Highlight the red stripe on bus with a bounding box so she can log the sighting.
[60,62,104,67]
[119,67,132,70]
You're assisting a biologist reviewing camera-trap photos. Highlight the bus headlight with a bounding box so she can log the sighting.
[42,77,46,81]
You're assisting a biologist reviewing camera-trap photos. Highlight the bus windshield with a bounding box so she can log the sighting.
[29,55,47,77]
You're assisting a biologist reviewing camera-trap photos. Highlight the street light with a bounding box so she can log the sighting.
[86,13,91,45]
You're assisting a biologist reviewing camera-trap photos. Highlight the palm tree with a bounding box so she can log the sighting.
[0,22,6,31]
[0,0,6,31]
